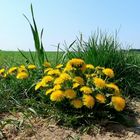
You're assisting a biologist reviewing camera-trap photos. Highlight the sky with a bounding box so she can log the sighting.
[0,0,140,51]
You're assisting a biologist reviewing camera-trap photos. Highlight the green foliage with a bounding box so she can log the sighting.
[0,72,37,113]
[64,32,140,98]
[20,4,48,68]
[18,4,65,68]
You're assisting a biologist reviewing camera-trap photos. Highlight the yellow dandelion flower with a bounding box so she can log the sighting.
[43,61,51,67]
[65,89,76,99]
[56,64,63,69]
[72,83,80,89]
[63,63,73,72]
[42,76,54,83]
[93,77,106,89]
[50,90,64,102]
[44,68,53,74]
[35,81,44,90]
[80,86,92,94]
[3,73,7,78]
[82,94,95,109]
[60,73,71,81]
[0,69,7,78]
[0,68,5,74]
[95,94,106,103]
[16,72,28,79]
[42,81,48,88]
[71,99,83,109]
[18,65,27,72]
[53,84,61,90]
[102,68,114,78]
[46,89,54,95]
[28,64,37,70]
[106,83,120,95]
[8,67,17,74]
[73,76,84,85]
[86,64,94,70]
[111,96,125,111]
[48,69,61,76]
[54,73,71,85]
[54,77,64,85]
[66,58,86,71]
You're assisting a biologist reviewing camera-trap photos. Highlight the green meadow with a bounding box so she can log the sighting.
[0,50,139,66]
[0,51,64,66]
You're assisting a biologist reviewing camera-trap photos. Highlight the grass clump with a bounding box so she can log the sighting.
[64,32,140,98]
[0,58,130,128]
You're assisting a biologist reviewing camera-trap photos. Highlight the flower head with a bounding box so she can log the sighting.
[35,81,44,90]
[80,86,92,94]
[43,61,51,67]
[50,90,64,102]
[82,94,95,108]
[42,76,54,83]
[86,64,94,70]
[60,73,71,80]
[0,68,5,74]
[48,69,61,76]
[46,89,54,95]
[71,99,83,108]
[93,77,106,89]
[56,64,63,69]
[54,77,64,85]
[66,58,86,71]
[54,73,71,85]
[8,67,17,74]
[73,76,84,85]
[44,68,53,74]
[102,68,114,78]
[28,64,37,70]
[111,96,125,111]
[65,89,76,99]
[95,94,106,103]
[18,65,27,73]
[72,83,80,89]
[16,72,28,79]
[53,84,61,90]
[106,83,120,95]
[0,68,7,77]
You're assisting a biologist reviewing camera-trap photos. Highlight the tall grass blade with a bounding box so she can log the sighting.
[22,4,48,68]
[29,49,35,64]
[18,49,30,64]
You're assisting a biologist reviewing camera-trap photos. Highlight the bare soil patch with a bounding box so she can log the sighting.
[0,100,140,140]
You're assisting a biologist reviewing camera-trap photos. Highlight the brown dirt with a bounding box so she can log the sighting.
[0,100,140,140]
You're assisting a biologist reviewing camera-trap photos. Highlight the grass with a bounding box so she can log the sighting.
[64,33,140,98]
[0,50,62,114]
[0,50,138,127]
[0,51,63,67]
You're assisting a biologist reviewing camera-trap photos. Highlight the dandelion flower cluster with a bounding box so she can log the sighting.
[34,58,126,112]
[0,58,126,112]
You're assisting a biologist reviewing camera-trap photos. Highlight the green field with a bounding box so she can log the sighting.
[0,51,63,67]
[1,50,139,67]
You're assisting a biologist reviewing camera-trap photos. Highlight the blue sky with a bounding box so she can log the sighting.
[0,0,140,51]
